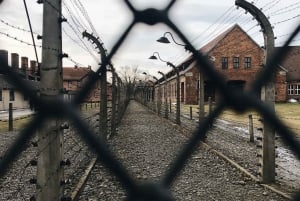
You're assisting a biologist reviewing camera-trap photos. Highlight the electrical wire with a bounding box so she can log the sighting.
[23,0,39,65]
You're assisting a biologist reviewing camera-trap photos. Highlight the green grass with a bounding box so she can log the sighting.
[0,102,100,132]
[1,102,299,135]
[0,116,33,132]
[181,103,300,135]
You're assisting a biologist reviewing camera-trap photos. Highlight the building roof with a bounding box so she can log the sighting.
[199,25,237,54]
[0,74,39,90]
[276,46,300,82]
[173,24,259,76]
[63,66,92,81]
[200,24,261,54]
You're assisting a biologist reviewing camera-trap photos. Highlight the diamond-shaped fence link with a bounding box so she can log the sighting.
[0,0,300,200]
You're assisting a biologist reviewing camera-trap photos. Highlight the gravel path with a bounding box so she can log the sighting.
[79,100,288,200]
[0,111,97,200]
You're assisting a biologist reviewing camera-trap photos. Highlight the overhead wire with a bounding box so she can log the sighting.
[170,6,252,66]
[167,0,299,68]
[75,0,101,39]
[269,2,300,16]
[0,19,39,35]
[23,0,40,66]
[42,0,100,65]
[168,1,267,67]
[64,0,89,31]
[61,0,112,66]
[273,13,300,25]
[262,0,282,12]
[62,3,97,49]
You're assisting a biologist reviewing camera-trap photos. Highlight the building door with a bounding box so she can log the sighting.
[227,80,246,91]
[204,81,215,101]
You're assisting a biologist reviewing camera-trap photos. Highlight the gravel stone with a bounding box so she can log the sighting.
[78,101,289,200]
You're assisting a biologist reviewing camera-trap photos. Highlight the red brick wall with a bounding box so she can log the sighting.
[275,70,287,102]
[185,66,200,104]
[209,26,264,90]
[63,77,101,102]
[202,25,286,102]
[163,25,287,104]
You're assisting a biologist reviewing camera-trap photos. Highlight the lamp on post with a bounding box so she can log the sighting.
[150,52,180,125]
[157,31,192,52]
[157,32,205,122]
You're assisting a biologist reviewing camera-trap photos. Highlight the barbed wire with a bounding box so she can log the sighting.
[43,0,100,64]
[0,30,42,48]
[0,18,39,35]
[262,0,282,12]
[268,2,300,16]
[273,13,300,25]
[167,1,299,69]
[0,30,89,68]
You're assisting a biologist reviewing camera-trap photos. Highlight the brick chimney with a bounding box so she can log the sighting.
[11,53,19,68]
[0,50,8,74]
[30,60,36,74]
[21,56,28,72]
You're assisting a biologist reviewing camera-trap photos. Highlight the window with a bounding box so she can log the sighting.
[233,57,239,69]
[288,85,292,95]
[288,84,300,95]
[244,57,251,68]
[9,89,15,101]
[221,57,228,69]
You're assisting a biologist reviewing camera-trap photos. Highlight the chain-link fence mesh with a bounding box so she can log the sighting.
[0,0,300,200]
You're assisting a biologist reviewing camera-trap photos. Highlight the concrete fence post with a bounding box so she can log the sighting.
[236,0,275,183]
[82,31,108,140]
[37,0,64,200]
[8,103,13,131]
[208,97,212,115]
[248,114,254,142]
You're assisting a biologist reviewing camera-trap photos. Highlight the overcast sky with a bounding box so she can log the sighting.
[0,0,299,78]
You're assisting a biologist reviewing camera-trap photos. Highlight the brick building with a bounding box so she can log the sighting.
[157,24,287,105]
[63,66,100,102]
[278,46,300,101]
[0,50,39,110]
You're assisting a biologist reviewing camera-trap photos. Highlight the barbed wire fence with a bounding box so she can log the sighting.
[0,0,300,201]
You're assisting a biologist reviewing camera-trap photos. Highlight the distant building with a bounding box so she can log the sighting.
[0,50,39,110]
[277,46,300,101]
[156,24,288,104]
[63,66,109,102]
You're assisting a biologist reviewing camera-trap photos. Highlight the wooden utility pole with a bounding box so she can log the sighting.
[236,0,275,183]
[37,0,64,200]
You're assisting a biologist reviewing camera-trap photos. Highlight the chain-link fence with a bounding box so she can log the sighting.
[0,0,300,200]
